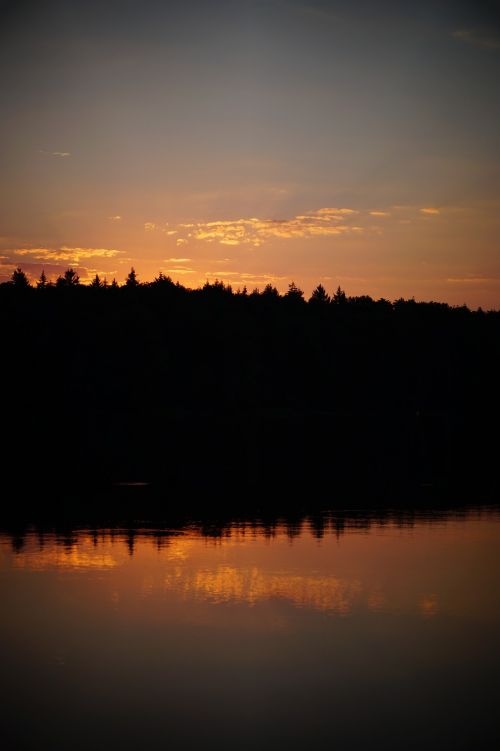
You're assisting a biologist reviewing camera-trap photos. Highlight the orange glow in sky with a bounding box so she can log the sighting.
[1,1,500,307]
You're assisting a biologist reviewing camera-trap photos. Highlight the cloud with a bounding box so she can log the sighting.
[235,273,287,281]
[144,222,176,234]
[39,150,71,157]
[165,267,195,274]
[314,207,357,216]
[0,259,92,283]
[452,28,500,50]
[14,246,122,263]
[204,271,286,283]
[446,276,495,284]
[204,271,241,278]
[108,215,122,222]
[165,257,191,262]
[420,207,440,215]
[148,207,363,248]
[145,205,397,251]
[85,267,117,279]
[197,270,288,288]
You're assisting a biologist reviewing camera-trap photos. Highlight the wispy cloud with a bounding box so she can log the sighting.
[314,208,357,216]
[208,271,286,282]
[144,222,176,234]
[165,257,191,262]
[39,150,71,158]
[369,211,391,217]
[14,246,121,263]
[204,271,240,278]
[452,28,500,50]
[165,267,195,275]
[447,276,496,284]
[147,207,364,248]
[197,270,287,288]
[420,207,440,215]
[107,215,122,222]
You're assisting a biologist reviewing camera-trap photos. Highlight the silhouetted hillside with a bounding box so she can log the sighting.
[2,269,499,506]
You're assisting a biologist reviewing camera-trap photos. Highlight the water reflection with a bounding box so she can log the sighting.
[164,565,363,612]
[2,508,499,619]
[1,508,500,751]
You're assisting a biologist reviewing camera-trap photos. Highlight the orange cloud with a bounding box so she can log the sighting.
[447,276,494,284]
[165,267,195,275]
[14,246,122,263]
[145,207,365,248]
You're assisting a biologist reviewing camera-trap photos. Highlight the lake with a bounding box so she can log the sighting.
[1,508,499,750]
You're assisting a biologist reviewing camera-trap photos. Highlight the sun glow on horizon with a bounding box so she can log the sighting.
[3,200,499,307]
[1,0,499,307]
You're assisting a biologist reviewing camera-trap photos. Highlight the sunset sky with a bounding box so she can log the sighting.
[1,0,499,306]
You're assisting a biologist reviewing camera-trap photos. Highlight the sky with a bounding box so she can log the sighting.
[1,0,499,306]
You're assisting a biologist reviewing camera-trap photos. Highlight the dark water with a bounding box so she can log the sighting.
[1,509,500,750]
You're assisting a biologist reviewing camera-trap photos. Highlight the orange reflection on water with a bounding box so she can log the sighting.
[420,594,439,617]
[11,546,121,571]
[2,512,500,751]
[2,512,499,621]
[164,565,362,613]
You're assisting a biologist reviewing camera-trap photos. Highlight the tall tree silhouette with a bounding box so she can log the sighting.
[125,267,139,287]
[309,284,331,305]
[11,267,30,287]
[262,283,280,299]
[285,281,305,302]
[37,270,49,288]
[152,272,176,290]
[332,285,347,304]
[56,268,80,287]
[90,274,103,288]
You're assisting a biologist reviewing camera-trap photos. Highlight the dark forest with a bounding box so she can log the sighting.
[3,267,499,514]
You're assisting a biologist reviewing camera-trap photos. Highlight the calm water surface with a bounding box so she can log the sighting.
[1,509,500,750]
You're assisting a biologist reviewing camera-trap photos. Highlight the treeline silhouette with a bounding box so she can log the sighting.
[3,266,500,508]
[4,507,493,553]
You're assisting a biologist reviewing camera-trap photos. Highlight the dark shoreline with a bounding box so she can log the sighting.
[2,485,499,532]
[4,280,499,515]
